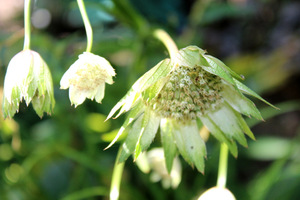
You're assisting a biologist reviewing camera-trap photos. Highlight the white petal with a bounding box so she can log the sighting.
[105,75,114,85]
[69,86,87,107]
[60,61,80,89]
[95,83,105,103]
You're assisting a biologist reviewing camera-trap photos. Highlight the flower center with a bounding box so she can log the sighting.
[146,65,224,121]
[70,63,107,90]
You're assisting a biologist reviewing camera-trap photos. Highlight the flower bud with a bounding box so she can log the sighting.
[60,52,116,107]
[136,148,182,189]
[198,187,236,200]
[2,50,55,118]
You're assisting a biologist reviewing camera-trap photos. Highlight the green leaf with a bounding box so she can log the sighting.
[247,137,291,160]
[172,120,206,173]
[160,118,177,173]
[246,100,300,128]
[204,55,244,81]
[208,104,248,147]
[199,116,238,157]
[222,84,263,120]
[61,186,107,200]
[233,78,278,109]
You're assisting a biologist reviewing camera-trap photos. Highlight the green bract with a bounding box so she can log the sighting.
[60,52,116,107]
[2,50,55,118]
[107,46,276,173]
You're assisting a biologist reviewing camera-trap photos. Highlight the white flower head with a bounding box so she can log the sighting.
[2,50,55,118]
[60,52,116,107]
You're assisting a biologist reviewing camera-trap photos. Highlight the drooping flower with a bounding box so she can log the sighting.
[136,148,182,189]
[60,52,116,107]
[2,50,55,118]
[106,46,275,173]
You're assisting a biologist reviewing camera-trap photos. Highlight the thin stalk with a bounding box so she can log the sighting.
[23,0,32,50]
[153,29,178,60]
[77,0,93,52]
[216,143,229,188]
[110,147,125,200]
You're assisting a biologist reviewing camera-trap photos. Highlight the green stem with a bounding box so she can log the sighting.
[77,0,93,52]
[153,29,178,60]
[110,147,125,200]
[216,143,229,188]
[23,0,32,50]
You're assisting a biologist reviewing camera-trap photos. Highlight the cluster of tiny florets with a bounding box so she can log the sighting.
[69,63,107,91]
[145,65,224,121]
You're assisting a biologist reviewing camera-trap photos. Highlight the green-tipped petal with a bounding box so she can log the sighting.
[119,114,144,162]
[208,104,248,147]
[222,84,263,120]
[107,59,172,120]
[132,59,173,92]
[160,118,178,173]
[175,46,201,67]
[233,78,278,109]
[142,76,169,102]
[201,60,236,87]
[134,109,160,160]
[140,110,160,152]
[233,111,255,140]
[199,116,238,157]
[105,100,144,150]
[119,109,160,162]
[204,55,244,81]
[172,120,206,173]
[106,88,140,120]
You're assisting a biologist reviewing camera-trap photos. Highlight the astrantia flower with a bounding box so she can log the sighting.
[2,50,55,118]
[106,46,275,173]
[60,52,116,107]
[136,148,182,189]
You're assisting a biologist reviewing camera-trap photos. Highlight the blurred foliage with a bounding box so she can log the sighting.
[0,0,300,199]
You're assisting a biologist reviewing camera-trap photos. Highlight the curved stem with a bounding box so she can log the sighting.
[153,29,178,60]
[216,143,229,188]
[77,0,93,52]
[23,0,32,50]
[110,147,125,200]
